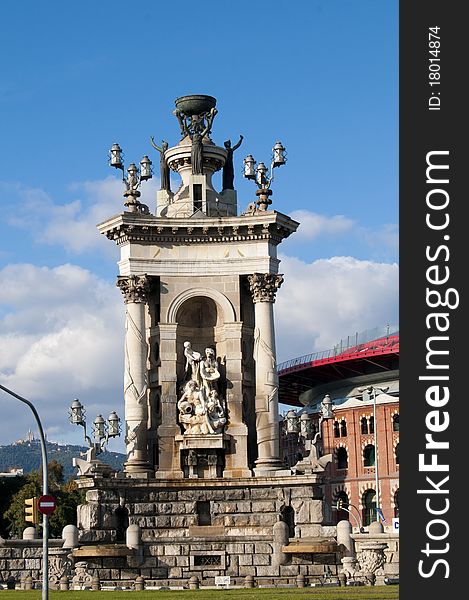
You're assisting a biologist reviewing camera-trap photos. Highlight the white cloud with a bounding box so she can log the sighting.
[2,177,159,255]
[286,209,399,260]
[275,254,399,364]
[0,263,124,448]
[289,210,355,240]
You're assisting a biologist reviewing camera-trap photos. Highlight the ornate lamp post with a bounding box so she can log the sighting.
[69,398,121,461]
[357,385,389,523]
[243,141,287,210]
[283,394,333,471]
[109,143,153,212]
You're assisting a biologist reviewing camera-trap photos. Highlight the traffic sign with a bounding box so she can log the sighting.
[37,495,57,515]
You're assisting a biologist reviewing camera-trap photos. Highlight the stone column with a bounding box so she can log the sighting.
[117,275,152,475]
[248,273,284,474]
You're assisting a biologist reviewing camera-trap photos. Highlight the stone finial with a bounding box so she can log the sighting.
[62,524,79,548]
[22,526,37,540]
[247,273,284,303]
[116,275,151,304]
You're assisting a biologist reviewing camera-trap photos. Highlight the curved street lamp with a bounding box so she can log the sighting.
[0,384,50,600]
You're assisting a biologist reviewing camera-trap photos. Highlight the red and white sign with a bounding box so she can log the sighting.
[37,495,56,515]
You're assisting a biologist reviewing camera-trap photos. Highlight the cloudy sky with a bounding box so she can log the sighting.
[0,1,398,451]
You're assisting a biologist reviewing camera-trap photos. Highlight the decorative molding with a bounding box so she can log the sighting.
[116,274,151,304]
[247,272,284,303]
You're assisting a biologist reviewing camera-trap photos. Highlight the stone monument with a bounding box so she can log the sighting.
[74,95,339,586]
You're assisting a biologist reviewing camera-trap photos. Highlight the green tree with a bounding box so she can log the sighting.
[2,461,85,538]
[0,475,27,537]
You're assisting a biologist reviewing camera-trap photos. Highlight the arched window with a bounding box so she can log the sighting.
[281,506,296,538]
[362,490,376,526]
[337,447,348,470]
[393,414,400,431]
[363,444,375,467]
[334,421,340,438]
[335,491,349,524]
[369,416,374,434]
[361,417,368,434]
[394,490,400,518]
[340,419,347,437]
[395,443,399,465]
[114,506,129,543]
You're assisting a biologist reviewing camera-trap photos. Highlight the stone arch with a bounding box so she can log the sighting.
[166,288,236,324]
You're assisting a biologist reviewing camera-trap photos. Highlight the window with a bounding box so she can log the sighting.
[363,444,375,467]
[281,506,295,538]
[334,421,340,438]
[340,419,347,437]
[193,184,202,211]
[362,490,376,526]
[114,506,129,542]
[196,501,211,526]
[393,414,400,431]
[395,443,399,465]
[369,416,374,434]
[337,447,348,470]
[361,417,368,434]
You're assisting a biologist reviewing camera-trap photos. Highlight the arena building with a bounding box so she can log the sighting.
[278,327,399,532]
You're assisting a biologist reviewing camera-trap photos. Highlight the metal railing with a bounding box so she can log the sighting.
[277,325,399,373]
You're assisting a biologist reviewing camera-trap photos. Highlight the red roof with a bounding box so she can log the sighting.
[278,334,399,407]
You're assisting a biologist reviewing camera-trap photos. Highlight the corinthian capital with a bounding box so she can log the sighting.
[247,273,284,303]
[116,275,151,303]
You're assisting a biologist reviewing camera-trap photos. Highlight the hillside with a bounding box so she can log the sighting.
[0,439,125,481]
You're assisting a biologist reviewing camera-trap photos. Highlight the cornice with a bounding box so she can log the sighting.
[97,211,299,247]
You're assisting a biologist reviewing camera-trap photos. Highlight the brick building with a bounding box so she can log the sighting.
[279,329,399,531]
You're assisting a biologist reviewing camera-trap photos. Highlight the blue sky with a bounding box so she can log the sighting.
[0,0,398,449]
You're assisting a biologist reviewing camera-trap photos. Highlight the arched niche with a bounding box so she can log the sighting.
[166,289,236,390]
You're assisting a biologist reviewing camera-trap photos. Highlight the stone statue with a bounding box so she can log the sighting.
[178,341,226,435]
[186,108,218,175]
[200,347,221,393]
[222,135,243,190]
[184,341,202,384]
[150,138,170,192]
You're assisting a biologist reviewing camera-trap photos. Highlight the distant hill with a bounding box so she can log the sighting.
[0,439,126,481]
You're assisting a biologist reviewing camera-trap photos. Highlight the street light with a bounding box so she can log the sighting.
[0,384,50,600]
[69,399,121,461]
[357,385,389,523]
[332,499,364,532]
[283,394,334,470]
[243,141,287,210]
[109,143,153,212]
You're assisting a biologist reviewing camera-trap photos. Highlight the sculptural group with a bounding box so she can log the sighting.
[177,342,227,435]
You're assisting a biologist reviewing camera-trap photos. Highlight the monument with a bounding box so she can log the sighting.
[74,95,339,585]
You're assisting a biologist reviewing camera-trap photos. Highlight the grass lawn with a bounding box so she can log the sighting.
[0,587,399,600]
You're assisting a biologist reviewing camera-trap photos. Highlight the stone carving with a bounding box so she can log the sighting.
[48,552,73,588]
[356,542,387,585]
[222,135,243,190]
[71,561,94,589]
[116,275,151,304]
[150,138,171,192]
[248,273,284,303]
[178,342,226,435]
